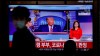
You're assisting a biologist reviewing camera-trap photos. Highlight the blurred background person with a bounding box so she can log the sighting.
[69,20,82,41]
[26,18,34,32]
[25,18,42,41]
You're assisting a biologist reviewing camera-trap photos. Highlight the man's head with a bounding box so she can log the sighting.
[46,17,54,26]
[64,40,76,56]
[11,6,30,29]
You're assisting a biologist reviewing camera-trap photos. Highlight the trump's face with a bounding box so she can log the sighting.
[47,17,54,26]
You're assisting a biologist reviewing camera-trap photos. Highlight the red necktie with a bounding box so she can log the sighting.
[50,26,53,32]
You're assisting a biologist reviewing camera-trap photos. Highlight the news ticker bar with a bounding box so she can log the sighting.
[9,5,92,10]
[9,41,92,49]
[36,41,92,49]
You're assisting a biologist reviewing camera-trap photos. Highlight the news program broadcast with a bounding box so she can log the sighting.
[9,5,93,51]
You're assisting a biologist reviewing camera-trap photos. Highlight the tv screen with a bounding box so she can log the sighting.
[9,5,93,51]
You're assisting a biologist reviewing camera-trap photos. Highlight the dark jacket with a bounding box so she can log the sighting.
[12,26,36,55]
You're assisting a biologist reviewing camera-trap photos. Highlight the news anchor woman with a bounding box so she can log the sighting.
[69,20,82,41]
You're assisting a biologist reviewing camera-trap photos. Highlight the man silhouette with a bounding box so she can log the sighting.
[63,40,76,56]
[11,6,37,56]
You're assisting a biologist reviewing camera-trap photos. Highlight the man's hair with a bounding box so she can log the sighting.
[26,18,31,22]
[46,17,54,21]
[26,18,32,25]
[12,6,30,20]
[64,40,76,56]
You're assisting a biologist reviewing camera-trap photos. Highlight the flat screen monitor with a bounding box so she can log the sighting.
[9,5,93,51]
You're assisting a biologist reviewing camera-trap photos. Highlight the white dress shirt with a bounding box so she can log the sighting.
[48,25,54,32]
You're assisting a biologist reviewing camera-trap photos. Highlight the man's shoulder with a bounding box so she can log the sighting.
[54,25,61,27]
[40,24,48,26]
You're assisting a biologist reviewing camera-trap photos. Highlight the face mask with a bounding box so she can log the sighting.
[16,21,25,29]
